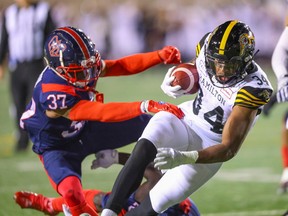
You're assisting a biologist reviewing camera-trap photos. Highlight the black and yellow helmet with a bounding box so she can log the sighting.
[205,20,255,87]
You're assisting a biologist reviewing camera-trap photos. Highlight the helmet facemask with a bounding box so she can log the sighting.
[206,52,248,88]
[56,52,102,87]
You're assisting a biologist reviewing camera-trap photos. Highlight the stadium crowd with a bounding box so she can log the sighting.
[0,0,285,61]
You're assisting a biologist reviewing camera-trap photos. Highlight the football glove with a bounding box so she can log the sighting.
[91,149,119,169]
[161,66,187,98]
[158,46,182,64]
[154,148,199,170]
[277,85,288,102]
[140,100,184,119]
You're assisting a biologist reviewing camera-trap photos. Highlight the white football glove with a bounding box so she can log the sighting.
[91,149,119,169]
[154,148,199,170]
[161,66,187,98]
[277,85,288,102]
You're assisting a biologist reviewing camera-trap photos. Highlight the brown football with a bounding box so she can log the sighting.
[170,63,200,94]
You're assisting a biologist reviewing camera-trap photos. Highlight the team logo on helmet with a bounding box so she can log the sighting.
[239,33,254,57]
[48,35,67,57]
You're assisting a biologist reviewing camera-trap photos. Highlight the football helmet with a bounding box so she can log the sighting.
[205,20,255,87]
[44,26,102,87]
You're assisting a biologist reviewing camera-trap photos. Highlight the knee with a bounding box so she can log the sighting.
[62,188,84,207]
[133,138,157,160]
[58,176,85,207]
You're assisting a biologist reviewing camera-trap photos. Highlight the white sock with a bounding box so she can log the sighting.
[101,209,117,216]
[281,167,288,183]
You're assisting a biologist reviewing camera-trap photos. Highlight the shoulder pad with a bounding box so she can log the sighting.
[196,32,210,57]
[235,86,272,109]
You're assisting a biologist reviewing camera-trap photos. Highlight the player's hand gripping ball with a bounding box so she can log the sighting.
[170,63,200,94]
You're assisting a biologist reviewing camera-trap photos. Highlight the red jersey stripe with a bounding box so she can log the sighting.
[42,83,77,96]
[58,27,90,59]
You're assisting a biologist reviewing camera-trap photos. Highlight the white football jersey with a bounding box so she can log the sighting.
[179,45,273,143]
[271,26,288,90]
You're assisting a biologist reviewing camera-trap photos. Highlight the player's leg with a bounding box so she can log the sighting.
[14,191,59,215]
[10,66,30,152]
[57,176,98,216]
[133,164,163,203]
[101,138,157,215]
[14,189,107,214]
[126,162,222,215]
[15,60,44,152]
[279,111,288,194]
[82,114,152,152]
[40,151,99,216]
[102,111,189,216]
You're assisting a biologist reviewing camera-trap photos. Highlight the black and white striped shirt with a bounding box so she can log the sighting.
[0,1,55,65]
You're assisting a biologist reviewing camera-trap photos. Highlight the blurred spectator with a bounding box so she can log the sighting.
[42,0,285,61]
[78,0,110,58]
[138,4,167,53]
[107,1,143,58]
[0,0,56,153]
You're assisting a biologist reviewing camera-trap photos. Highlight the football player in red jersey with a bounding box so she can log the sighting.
[102,20,273,216]
[19,26,183,216]
[14,150,200,216]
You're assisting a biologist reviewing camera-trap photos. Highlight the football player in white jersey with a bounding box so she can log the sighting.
[270,13,288,196]
[102,20,273,216]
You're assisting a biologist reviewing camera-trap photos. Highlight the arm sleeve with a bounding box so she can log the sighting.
[69,100,143,122]
[234,86,272,110]
[271,26,288,90]
[102,51,163,77]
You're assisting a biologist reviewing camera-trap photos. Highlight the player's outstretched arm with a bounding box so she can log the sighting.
[46,100,184,122]
[196,105,258,163]
[101,46,181,77]
[154,106,258,169]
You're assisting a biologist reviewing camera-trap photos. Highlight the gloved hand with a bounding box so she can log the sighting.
[154,148,198,170]
[161,66,187,98]
[158,46,182,64]
[91,149,119,169]
[277,85,288,102]
[141,100,184,119]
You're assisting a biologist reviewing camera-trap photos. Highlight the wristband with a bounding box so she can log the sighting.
[140,100,149,113]
[181,151,199,164]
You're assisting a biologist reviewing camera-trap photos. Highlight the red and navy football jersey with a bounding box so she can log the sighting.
[20,67,95,154]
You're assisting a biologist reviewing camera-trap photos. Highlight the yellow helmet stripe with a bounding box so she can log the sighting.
[196,43,201,57]
[219,20,238,55]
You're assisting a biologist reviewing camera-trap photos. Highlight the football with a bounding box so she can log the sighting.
[170,63,200,94]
